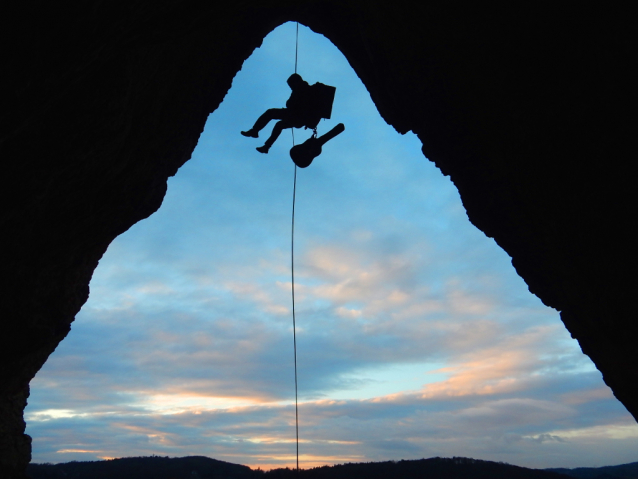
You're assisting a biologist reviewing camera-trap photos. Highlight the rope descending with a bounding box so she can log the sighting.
[291,21,300,474]
[291,162,299,473]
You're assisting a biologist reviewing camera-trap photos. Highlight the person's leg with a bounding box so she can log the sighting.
[242,108,286,137]
[257,119,293,153]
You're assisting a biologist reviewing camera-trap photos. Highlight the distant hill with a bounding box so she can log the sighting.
[268,457,568,479]
[546,461,638,479]
[28,456,570,479]
[27,455,255,479]
[29,456,638,479]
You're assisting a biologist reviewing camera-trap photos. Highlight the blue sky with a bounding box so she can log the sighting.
[25,22,638,470]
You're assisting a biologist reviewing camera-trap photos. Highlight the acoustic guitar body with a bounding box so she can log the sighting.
[290,123,345,168]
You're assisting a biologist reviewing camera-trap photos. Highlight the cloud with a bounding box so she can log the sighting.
[28,216,635,467]
[27,378,638,469]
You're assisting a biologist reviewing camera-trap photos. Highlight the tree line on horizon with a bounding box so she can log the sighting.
[26,455,638,479]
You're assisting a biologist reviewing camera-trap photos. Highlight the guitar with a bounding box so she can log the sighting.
[289,123,345,168]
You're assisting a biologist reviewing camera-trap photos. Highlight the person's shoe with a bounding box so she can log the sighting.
[241,129,259,138]
[256,145,270,154]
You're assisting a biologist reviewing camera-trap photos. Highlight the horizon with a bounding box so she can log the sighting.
[26,453,638,473]
[24,22,638,470]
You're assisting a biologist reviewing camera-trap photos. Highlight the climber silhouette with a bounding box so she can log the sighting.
[241,73,336,154]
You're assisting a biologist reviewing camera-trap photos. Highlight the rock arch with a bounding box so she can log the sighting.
[0,2,633,477]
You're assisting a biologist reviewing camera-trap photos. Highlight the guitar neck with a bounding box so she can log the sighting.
[316,123,345,146]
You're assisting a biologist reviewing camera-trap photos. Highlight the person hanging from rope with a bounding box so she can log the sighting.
[241,73,336,154]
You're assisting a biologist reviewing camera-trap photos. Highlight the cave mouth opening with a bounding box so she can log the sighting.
[23,22,636,471]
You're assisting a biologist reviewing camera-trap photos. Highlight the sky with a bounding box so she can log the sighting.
[25,22,638,470]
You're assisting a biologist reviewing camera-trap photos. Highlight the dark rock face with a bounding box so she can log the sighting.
[0,2,634,477]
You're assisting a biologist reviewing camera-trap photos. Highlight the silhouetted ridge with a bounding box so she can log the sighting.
[28,456,570,479]
[546,461,638,478]
[27,455,254,479]
[265,457,568,479]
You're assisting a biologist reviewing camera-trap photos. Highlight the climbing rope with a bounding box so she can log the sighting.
[291,21,300,474]
[294,21,299,75]
[291,161,299,473]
